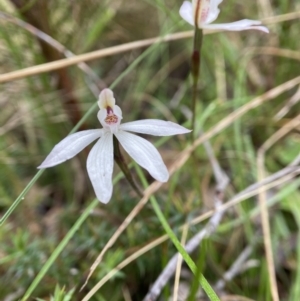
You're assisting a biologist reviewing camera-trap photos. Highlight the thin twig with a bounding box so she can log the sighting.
[0,31,194,83]
[245,47,300,62]
[274,85,300,120]
[214,245,254,291]
[257,114,300,301]
[173,224,189,301]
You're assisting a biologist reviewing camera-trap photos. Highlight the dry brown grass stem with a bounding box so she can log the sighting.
[0,31,193,83]
[262,10,300,24]
[122,285,133,301]
[246,47,300,61]
[257,0,274,18]
[173,224,189,301]
[0,10,299,84]
[257,114,300,301]
[275,85,300,120]
[82,76,300,293]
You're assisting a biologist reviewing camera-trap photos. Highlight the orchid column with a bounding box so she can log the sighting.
[179,0,269,137]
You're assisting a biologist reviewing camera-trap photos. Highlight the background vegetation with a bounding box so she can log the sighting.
[1,0,300,300]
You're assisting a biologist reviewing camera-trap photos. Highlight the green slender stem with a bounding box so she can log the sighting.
[191,27,203,140]
[21,199,99,301]
[113,136,143,198]
[134,165,220,301]
[150,198,220,301]
[0,170,44,226]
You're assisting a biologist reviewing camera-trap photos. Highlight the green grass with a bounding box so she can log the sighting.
[1,0,300,300]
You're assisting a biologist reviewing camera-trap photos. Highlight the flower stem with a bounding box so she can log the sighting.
[113,136,143,198]
[191,27,203,140]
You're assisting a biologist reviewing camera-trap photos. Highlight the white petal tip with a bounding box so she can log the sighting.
[160,178,169,183]
[37,159,65,169]
[166,122,192,135]
[98,197,111,204]
[37,163,52,169]
[156,172,169,183]
[258,26,269,33]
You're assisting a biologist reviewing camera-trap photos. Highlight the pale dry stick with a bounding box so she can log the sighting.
[1,10,300,83]
[202,138,229,191]
[83,76,300,288]
[0,12,102,96]
[262,11,300,24]
[245,47,300,61]
[122,285,133,301]
[259,1,273,18]
[81,169,300,301]
[256,0,277,63]
[257,0,274,19]
[215,46,227,102]
[257,114,300,301]
[173,224,189,301]
[0,31,193,83]
[215,245,254,291]
[275,85,300,120]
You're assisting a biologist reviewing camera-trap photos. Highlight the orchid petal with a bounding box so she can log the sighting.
[179,1,194,26]
[38,130,103,168]
[87,132,114,203]
[120,119,191,136]
[205,0,223,24]
[202,19,269,33]
[115,131,169,182]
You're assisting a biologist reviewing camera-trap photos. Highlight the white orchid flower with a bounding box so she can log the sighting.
[179,0,269,33]
[38,89,191,204]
